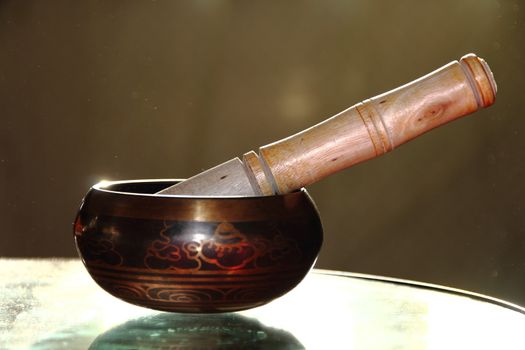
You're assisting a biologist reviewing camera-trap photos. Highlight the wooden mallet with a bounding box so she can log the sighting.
[157,53,496,197]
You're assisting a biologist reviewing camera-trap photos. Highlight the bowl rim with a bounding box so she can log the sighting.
[92,178,307,200]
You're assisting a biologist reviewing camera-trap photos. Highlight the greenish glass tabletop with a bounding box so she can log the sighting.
[1,259,524,349]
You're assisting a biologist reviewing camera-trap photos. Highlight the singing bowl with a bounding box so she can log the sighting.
[73,179,323,313]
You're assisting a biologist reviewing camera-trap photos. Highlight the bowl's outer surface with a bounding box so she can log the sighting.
[73,180,323,313]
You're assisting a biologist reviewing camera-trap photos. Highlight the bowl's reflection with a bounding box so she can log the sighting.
[89,313,304,350]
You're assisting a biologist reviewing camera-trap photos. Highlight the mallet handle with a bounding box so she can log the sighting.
[245,54,497,194]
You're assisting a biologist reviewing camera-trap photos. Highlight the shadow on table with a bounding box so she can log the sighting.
[88,312,304,350]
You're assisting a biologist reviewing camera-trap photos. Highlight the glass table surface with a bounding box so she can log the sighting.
[1,259,524,350]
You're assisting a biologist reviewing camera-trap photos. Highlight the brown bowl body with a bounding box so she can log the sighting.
[73,180,323,313]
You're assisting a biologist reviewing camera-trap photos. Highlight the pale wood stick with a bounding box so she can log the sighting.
[245,54,497,195]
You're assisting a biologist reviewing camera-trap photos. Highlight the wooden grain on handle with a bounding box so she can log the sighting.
[246,54,497,195]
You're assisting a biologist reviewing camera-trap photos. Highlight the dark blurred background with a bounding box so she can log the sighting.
[1,1,525,305]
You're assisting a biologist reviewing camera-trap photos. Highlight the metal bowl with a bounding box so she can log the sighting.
[73,179,323,313]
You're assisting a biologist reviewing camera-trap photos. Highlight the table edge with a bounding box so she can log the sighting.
[313,268,525,315]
